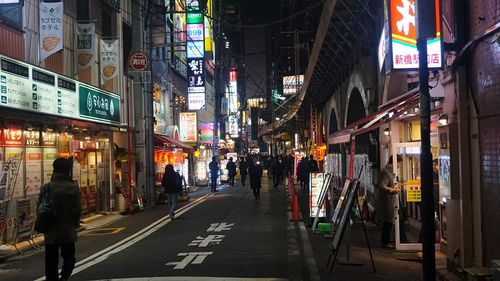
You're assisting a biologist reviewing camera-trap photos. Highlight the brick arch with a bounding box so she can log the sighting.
[344,71,368,126]
[328,107,340,153]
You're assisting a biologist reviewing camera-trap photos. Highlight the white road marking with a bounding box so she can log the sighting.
[166,252,213,269]
[87,277,288,281]
[188,235,225,247]
[33,194,213,281]
[206,222,234,232]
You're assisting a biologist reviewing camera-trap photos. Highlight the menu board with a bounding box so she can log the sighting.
[0,57,78,118]
[0,54,120,125]
[309,173,327,218]
[5,148,24,198]
[43,148,58,184]
[25,147,42,196]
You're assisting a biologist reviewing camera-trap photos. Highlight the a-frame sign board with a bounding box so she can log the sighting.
[325,179,376,275]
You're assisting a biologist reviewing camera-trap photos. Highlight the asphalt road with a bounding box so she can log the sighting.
[0,178,320,281]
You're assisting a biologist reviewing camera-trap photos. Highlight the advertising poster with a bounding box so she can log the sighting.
[72,159,81,186]
[39,1,64,60]
[309,173,327,218]
[43,148,58,184]
[100,39,119,81]
[16,199,33,240]
[199,122,214,144]
[0,153,22,243]
[5,148,23,198]
[25,148,42,196]
[76,23,96,72]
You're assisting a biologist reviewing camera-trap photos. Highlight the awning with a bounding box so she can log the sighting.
[154,134,194,153]
[328,88,420,145]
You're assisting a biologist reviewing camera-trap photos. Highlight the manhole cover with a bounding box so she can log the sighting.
[85,227,125,235]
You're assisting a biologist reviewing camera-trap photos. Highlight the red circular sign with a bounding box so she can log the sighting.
[129,51,149,71]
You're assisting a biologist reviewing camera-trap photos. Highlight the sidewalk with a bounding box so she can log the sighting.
[0,212,124,263]
[290,179,463,281]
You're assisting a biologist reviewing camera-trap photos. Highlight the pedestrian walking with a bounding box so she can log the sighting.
[239,157,248,186]
[226,157,237,187]
[376,155,402,249]
[297,156,310,191]
[248,158,263,200]
[270,156,281,189]
[209,156,219,192]
[308,154,319,172]
[37,158,81,281]
[162,164,182,219]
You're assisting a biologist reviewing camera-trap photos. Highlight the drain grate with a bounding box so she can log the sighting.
[85,227,125,236]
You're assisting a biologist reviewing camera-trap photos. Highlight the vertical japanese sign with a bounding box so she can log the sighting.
[39,1,64,61]
[227,69,239,138]
[186,1,205,111]
[388,0,442,70]
[179,112,198,142]
[100,39,119,82]
[76,23,96,72]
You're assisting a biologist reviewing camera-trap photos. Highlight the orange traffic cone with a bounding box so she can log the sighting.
[290,193,301,221]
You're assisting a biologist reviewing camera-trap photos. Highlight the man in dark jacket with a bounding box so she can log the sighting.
[270,156,281,189]
[297,156,310,191]
[308,154,319,172]
[226,157,237,187]
[239,157,248,186]
[162,164,182,219]
[209,156,219,192]
[248,158,263,200]
[37,158,81,281]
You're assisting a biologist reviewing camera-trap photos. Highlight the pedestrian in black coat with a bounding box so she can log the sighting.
[226,157,237,187]
[162,164,182,219]
[239,157,248,186]
[248,159,263,200]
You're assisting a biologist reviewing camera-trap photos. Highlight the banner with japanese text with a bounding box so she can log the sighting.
[39,1,64,61]
[76,23,96,72]
[100,39,119,82]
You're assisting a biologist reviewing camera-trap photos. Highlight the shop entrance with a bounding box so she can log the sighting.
[392,142,440,251]
[76,149,106,215]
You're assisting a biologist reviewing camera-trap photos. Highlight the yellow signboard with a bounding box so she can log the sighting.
[404,180,421,202]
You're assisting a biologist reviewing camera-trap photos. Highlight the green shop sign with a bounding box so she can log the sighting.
[79,85,120,123]
[186,13,203,24]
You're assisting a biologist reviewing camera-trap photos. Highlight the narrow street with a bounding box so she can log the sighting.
[0,176,436,281]
[0,178,318,281]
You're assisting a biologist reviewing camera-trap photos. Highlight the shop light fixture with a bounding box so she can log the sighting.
[384,127,390,136]
[439,114,448,126]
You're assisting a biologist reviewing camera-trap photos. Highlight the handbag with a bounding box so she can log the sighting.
[177,189,190,202]
[34,184,56,234]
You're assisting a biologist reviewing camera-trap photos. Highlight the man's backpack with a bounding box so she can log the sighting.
[34,184,56,234]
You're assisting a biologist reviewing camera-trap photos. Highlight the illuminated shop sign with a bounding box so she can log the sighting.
[179,112,198,142]
[388,0,442,70]
[188,92,206,110]
[0,54,121,125]
[228,69,237,112]
[283,75,304,95]
[186,2,205,111]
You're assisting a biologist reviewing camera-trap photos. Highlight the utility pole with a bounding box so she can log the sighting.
[416,0,436,280]
[144,1,156,207]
